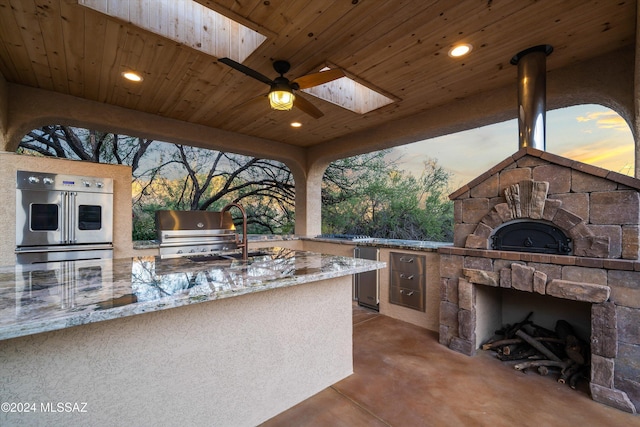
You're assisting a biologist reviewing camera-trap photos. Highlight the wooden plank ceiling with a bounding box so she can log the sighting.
[0,0,635,148]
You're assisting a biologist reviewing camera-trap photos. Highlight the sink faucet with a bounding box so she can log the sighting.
[220,203,248,261]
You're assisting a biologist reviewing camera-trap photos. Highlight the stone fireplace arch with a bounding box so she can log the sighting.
[464,179,611,258]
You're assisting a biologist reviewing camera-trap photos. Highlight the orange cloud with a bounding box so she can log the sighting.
[559,140,634,175]
[576,111,629,132]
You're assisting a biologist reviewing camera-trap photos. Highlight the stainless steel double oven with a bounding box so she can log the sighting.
[15,170,114,263]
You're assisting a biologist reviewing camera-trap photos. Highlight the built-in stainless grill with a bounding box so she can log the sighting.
[156,203,247,260]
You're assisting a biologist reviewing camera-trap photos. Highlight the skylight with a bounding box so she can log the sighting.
[78,0,266,63]
[302,68,396,114]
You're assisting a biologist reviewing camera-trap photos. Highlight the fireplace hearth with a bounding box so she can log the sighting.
[438,148,640,414]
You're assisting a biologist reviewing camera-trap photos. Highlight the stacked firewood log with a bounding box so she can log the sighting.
[482,312,590,389]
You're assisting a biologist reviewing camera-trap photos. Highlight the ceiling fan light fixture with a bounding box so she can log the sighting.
[269,88,295,111]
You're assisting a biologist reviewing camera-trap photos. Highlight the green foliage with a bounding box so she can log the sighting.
[322,154,454,242]
[132,203,163,241]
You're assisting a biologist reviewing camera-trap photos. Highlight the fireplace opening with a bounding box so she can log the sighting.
[476,286,592,392]
[477,287,591,345]
[491,220,572,255]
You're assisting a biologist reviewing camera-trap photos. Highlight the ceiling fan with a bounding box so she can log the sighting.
[218,58,345,119]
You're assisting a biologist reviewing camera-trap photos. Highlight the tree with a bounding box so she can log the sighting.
[20,125,155,171]
[133,144,295,234]
[322,154,454,241]
[19,126,296,238]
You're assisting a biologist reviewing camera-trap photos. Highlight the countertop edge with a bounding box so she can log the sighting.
[303,237,453,252]
[0,254,385,341]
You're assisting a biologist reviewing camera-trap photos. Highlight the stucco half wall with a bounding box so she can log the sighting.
[0,275,353,427]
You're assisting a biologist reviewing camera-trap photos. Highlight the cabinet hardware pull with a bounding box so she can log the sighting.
[400,274,414,280]
[399,257,414,263]
[400,289,414,296]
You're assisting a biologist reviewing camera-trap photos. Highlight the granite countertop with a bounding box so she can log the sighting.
[307,237,453,251]
[365,238,452,251]
[0,247,385,341]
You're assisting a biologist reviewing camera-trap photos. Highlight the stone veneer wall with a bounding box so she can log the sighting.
[439,149,640,414]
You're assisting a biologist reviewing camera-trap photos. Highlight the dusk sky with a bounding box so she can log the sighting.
[391,104,635,191]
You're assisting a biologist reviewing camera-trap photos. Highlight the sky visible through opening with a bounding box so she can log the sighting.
[391,104,634,192]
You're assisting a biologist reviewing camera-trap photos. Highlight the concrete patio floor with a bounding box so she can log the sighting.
[261,305,640,426]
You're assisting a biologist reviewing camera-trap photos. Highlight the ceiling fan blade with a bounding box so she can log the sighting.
[293,68,345,89]
[293,93,323,119]
[219,57,273,86]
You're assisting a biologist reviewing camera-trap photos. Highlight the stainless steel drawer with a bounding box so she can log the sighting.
[390,252,425,276]
[389,252,426,311]
[390,271,424,292]
[389,286,424,312]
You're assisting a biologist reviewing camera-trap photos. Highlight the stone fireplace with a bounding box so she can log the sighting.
[438,147,639,414]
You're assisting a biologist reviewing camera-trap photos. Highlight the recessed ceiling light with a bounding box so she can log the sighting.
[122,71,143,82]
[448,43,473,58]
[290,122,302,128]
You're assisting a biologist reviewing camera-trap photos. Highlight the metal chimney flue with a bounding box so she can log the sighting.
[510,45,553,151]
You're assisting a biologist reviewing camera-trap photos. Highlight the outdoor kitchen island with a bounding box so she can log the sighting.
[0,247,385,427]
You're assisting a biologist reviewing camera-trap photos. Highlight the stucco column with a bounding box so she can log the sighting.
[293,162,328,237]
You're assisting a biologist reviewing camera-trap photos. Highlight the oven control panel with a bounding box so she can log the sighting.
[17,171,113,193]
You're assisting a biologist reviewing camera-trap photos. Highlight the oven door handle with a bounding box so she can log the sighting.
[61,191,68,244]
[69,192,77,244]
